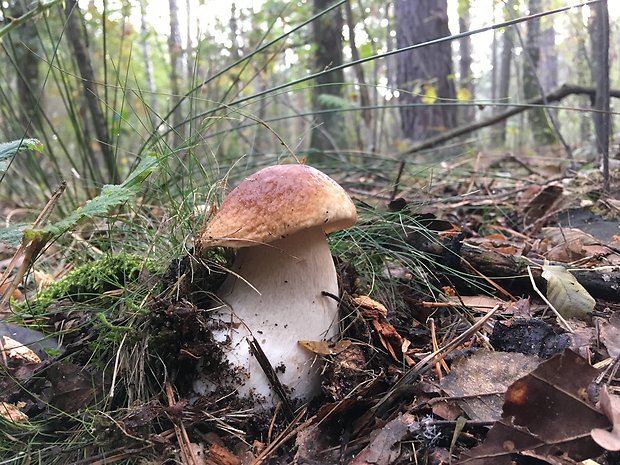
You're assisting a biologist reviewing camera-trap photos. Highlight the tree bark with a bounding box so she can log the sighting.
[168,0,184,146]
[8,1,42,136]
[64,0,116,182]
[344,0,372,152]
[394,0,456,142]
[589,1,610,192]
[458,0,474,125]
[139,0,157,128]
[494,23,514,145]
[523,0,555,145]
[309,0,346,159]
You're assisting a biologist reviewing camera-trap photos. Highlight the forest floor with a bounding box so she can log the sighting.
[1,146,620,465]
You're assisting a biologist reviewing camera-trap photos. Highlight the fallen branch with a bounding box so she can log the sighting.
[398,83,620,156]
[404,231,620,300]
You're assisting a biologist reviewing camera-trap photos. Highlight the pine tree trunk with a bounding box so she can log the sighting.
[394,0,456,142]
[458,0,474,126]
[523,0,555,145]
[589,0,610,191]
[309,0,346,159]
[64,0,116,182]
[494,22,514,145]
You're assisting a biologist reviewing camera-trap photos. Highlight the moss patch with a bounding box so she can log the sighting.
[19,254,158,315]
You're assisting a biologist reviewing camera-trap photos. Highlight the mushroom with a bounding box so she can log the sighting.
[199,164,357,404]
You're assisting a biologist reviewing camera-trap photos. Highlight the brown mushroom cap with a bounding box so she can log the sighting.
[201,164,357,248]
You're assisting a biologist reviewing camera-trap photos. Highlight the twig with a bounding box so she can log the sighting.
[250,408,308,465]
[0,182,67,310]
[247,336,294,421]
[165,382,199,465]
[527,265,573,332]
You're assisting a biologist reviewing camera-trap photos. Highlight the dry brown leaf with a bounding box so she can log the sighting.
[349,413,418,465]
[599,315,620,358]
[352,294,388,318]
[459,350,609,464]
[441,351,540,422]
[0,402,28,423]
[446,295,506,311]
[591,388,620,451]
[298,339,352,356]
[33,270,55,291]
[2,335,42,363]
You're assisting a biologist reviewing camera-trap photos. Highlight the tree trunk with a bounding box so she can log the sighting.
[64,0,116,182]
[457,0,474,125]
[539,25,557,93]
[168,0,184,146]
[8,1,42,136]
[494,20,514,145]
[139,0,157,128]
[589,0,610,191]
[309,0,346,159]
[344,0,372,152]
[394,0,456,142]
[523,0,555,145]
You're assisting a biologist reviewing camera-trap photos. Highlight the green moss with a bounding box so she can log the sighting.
[19,253,158,315]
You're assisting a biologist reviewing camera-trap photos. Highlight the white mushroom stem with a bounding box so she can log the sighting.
[214,226,340,403]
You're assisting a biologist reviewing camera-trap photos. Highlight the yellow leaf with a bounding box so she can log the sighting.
[421,84,438,104]
[541,264,595,319]
[457,87,472,102]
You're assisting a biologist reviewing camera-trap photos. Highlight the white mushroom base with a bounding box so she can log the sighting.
[195,226,340,405]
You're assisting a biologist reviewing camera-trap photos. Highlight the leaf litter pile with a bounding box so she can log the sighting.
[1,153,620,465]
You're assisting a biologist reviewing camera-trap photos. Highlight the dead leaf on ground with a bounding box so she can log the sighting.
[599,313,620,358]
[352,294,388,318]
[1,335,41,364]
[44,363,100,412]
[0,401,28,423]
[349,413,419,465]
[459,350,610,464]
[298,339,352,356]
[353,294,414,365]
[521,184,564,229]
[542,264,595,319]
[591,387,620,451]
[440,351,540,422]
[542,227,620,265]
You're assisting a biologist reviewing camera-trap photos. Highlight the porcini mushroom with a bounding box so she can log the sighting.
[199,164,357,404]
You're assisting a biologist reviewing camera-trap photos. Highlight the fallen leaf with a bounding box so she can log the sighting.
[542,264,595,319]
[2,336,41,364]
[459,350,610,464]
[591,388,620,451]
[522,184,564,227]
[0,402,28,423]
[298,339,352,356]
[440,351,540,422]
[349,413,418,465]
[599,313,620,358]
[44,363,100,412]
[352,295,388,318]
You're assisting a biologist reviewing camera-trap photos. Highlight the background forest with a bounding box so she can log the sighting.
[1,0,617,207]
[0,0,619,464]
